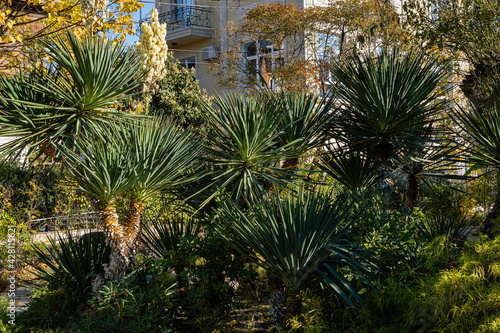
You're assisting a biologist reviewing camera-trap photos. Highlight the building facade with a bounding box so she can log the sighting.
[157,0,403,94]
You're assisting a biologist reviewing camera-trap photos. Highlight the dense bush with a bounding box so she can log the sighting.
[0,162,59,222]
[76,264,177,332]
[335,236,500,333]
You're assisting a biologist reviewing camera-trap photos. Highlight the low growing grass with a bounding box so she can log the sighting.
[339,236,500,333]
[410,237,500,333]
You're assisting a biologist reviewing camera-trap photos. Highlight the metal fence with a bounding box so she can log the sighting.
[158,6,212,33]
[30,212,101,232]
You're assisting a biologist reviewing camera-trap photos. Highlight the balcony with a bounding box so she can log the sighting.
[158,7,214,46]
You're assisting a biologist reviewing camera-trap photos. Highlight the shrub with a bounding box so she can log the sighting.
[407,237,500,333]
[17,287,77,331]
[77,264,176,332]
[25,231,111,301]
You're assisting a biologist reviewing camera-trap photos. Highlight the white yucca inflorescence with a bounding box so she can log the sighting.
[136,8,168,92]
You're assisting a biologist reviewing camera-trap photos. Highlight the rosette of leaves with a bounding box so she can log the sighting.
[217,188,376,326]
[0,31,145,161]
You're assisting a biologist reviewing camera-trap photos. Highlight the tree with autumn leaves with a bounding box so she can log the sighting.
[0,0,143,71]
[210,0,406,93]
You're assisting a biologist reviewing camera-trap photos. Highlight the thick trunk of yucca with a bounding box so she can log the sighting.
[373,140,400,208]
[404,164,423,210]
[92,205,128,291]
[268,274,287,327]
[123,199,144,255]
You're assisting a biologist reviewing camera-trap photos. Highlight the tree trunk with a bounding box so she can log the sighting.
[373,140,400,208]
[92,204,128,290]
[268,273,287,327]
[123,199,145,255]
[404,164,423,210]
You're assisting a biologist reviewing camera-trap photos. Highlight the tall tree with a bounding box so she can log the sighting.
[403,0,500,101]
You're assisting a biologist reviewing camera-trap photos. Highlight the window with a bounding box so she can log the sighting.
[179,57,196,75]
[172,0,194,25]
[243,40,284,87]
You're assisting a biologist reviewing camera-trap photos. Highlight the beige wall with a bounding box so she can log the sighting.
[171,39,223,95]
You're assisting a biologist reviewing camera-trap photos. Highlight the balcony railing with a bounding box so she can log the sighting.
[158,6,212,33]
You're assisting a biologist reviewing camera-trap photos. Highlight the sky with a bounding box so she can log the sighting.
[123,1,156,46]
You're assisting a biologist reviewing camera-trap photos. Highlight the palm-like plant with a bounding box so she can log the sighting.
[204,94,301,203]
[450,100,500,236]
[25,232,111,299]
[318,147,377,192]
[61,118,202,285]
[399,134,460,209]
[217,189,374,326]
[331,49,448,204]
[0,32,144,160]
[270,91,334,170]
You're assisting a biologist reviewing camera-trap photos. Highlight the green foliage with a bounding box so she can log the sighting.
[142,215,201,259]
[0,162,59,222]
[62,117,202,205]
[403,0,500,62]
[452,99,500,171]
[204,94,300,203]
[77,265,176,332]
[331,49,448,152]
[217,188,375,310]
[404,237,500,332]
[147,53,212,137]
[285,289,330,332]
[25,232,111,300]
[419,181,468,219]
[0,296,12,332]
[415,213,478,242]
[269,91,333,153]
[17,287,78,331]
[142,212,253,329]
[0,31,145,160]
[318,149,377,192]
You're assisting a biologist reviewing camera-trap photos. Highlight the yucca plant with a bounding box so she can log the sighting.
[142,216,201,303]
[217,189,375,326]
[415,213,478,242]
[450,99,500,236]
[318,147,377,192]
[61,118,202,285]
[331,49,448,205]
[269,91,334,171]
[0,31,145,160]
[399,135,461,209]
[204,94,302,203]
[142,216,201,259]
[25,232,111,299]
